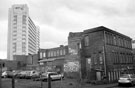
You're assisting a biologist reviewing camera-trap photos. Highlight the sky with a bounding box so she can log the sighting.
[0,0,135,59]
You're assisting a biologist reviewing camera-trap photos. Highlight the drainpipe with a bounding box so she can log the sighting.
[103,31,107,77]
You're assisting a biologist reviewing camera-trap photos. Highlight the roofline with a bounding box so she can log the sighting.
[83,26,132,40]
[39,57,64,62]
[39,45,68,51]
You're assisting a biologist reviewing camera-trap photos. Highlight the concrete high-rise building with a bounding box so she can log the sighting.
[7,4,40,60]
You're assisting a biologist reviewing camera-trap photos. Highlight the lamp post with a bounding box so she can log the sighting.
[38,60,43,88]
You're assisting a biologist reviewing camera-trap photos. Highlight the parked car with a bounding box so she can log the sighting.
[33,72,47,81]
[34,72,64,81]
[118,74,135,86]
[16,71,23,78]
[12,70,22,77]
[17,71,28,79]
[24,71,32,79]
[30,71,41,79]
[2,71,13,78]
[2,71,9,78]
[48,72,64,80]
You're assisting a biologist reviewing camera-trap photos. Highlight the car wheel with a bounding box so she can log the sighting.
[131,82,134,87]
[118,83,121,86]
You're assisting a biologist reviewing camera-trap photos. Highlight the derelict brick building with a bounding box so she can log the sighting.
[69,26,134,82]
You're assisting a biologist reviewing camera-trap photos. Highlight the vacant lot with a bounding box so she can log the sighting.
[2,78,42,88]
[1,78,81,88]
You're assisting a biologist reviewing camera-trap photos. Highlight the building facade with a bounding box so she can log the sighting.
[66,32,82,78]
[68,26,134,82]
[0,59,18,71]
[81,26,134,82]
[7,4,40,60]
[38,45,68,73]
[132,40,135,67]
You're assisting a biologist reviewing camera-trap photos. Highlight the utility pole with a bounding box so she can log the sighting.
[40,74,43,88]
[48,74,52,88]
[12,76,15,88]
[60,75,63,88]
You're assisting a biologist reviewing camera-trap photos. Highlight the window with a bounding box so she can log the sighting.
[110,34,113,45]
[79,43,82,49]
[13,26,17,29]
[84,35,89,46]
[12,43,16,52]
[22,15,26,24]
[60,49,63,55]
[99,54,103,64]
[127,53,129,63]
[50,51,53,57]
[54,51,56,56]
[129,41,132,49]
[15,7,20,9]
[3,63,5,67]
[119,38,123,47]
[117,37,120,46]
[48,52,51,57]
[116,52,119,64]
[106,32,109,44]
[119,53,122,63]
[123,53,125,64]
[120,38,123,47]
[22,26,26,28]
[14,15,17,18]
[22,48,26,52]
[87,58,92,69]
[113,52,116,64]
[123,39,126,48]
[40,52,42,59]
[43,52,46,57]
[63,49,65,55]
[113,36,116,45]
[93,53,97,64]
[57,50,59,56]
[125,40,128,48]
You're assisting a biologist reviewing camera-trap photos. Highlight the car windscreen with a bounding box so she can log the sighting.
[120,75,130,78]
[50,73,57,75]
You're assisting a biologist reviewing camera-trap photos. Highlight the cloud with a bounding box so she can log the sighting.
[39,24,68,44]
[40,42,62,49]
[0,0,135,59]
[0,51,7,59]
[0,21,8,59]
[27,0,135,32]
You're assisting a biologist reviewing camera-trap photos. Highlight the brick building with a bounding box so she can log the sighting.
[0,59,18,71]
[132,40,135,67]
[66,32,82,78]
[13,54,39,70]
[38,45,68,73]
[68,26,134,82]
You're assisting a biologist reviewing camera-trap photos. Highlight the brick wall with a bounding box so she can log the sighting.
[81,30,104,80]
